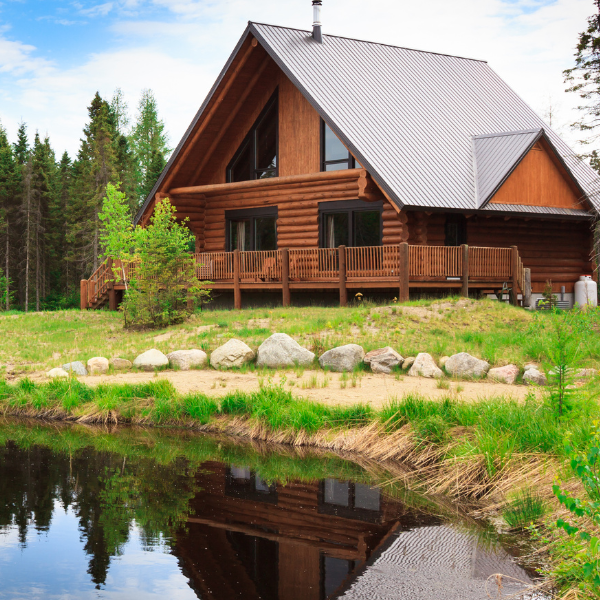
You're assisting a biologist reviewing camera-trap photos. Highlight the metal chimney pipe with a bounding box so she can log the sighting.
[312,0,323,43]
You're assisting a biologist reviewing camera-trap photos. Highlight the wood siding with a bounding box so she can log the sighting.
[490,140,585,209]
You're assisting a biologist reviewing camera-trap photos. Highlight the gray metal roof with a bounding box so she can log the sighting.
[473,129,542,207]
[250,23,600,213]
[481,203,593,217]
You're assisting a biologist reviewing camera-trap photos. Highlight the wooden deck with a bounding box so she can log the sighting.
[80,243,529,309]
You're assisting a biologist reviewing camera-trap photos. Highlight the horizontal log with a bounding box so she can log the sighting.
[278,225,320,234]
[278,233,319,242]
[277,211,319,220]
[277,217,319,226]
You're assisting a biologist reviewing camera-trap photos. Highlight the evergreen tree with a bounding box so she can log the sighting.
[0,121,16,309]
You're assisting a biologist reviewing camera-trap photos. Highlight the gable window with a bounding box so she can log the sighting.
[319,200,383,247]
[318,478,381,522]
[226,207,278,251]
[444,214,467,246]
[321,120,357,171]
[227,92,278,183]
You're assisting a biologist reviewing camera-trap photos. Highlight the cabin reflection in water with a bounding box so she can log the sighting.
[174,461,433,600]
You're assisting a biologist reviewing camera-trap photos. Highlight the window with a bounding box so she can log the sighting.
[319,200,383,248]
[226,207,278,251]
[225,465,278,504]
[321,120,357,171]
[320,555,356,599]
[227,93,278,182]
[318,479,381,522]
[444,214,467,246]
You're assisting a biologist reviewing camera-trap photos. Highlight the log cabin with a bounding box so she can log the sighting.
[82,7,600,310]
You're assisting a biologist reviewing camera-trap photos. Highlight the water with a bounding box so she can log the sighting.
[0,420,540,599]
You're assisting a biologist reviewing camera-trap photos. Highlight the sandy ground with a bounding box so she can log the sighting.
[34,368,535,408]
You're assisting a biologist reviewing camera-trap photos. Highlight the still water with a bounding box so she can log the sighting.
[0,420,538,600]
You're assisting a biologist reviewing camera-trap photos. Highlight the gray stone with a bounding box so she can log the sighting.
[364,347,404,374]
[87,356,109,375]
[47,367,69,379]
[256,333,314,368]
[439,356,450,368]
[318,344,365,372]
[575,368,598,381]
[133,349,169,371]
[445,352,490,378]
[523,368,547,386]
[402,357,415,371]
[408,353,443,378]
[110,357,132,370]
[487,364,519,385]
[167,349,208,371]
[61,361,87,376]
[210,339,255,369]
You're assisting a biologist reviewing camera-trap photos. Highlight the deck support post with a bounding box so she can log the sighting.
[233,249,242,310]
[398,242,409,302]
[80,280,88,310]
[510,245,519,306]
[339,245,347,307]
[281,248,290,307]
[461,244,469,298]
[523,268,532,309]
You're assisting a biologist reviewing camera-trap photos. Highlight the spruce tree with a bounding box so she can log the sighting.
[0,121,16,309]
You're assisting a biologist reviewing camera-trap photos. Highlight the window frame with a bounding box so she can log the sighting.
[317,479,382,522]
[225,206,278,251]
[321,119,357,171]
[444,213,467,247]
[318,199,383,248]
[227,90,279,183]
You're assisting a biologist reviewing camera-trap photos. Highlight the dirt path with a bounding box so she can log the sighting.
[33,369,534,408]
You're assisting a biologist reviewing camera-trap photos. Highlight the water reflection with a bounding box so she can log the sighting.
[0,421,538,599]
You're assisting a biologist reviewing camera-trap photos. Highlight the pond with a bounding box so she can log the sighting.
[0,419,540,600]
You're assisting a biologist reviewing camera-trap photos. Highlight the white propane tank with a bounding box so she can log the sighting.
[574,276,598,308]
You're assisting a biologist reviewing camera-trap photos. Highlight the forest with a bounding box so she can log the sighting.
[0,89,170,311]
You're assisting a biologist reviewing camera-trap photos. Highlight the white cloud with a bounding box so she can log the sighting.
[78,2,114,17]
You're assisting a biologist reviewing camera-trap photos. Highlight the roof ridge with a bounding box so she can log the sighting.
[249,21,488,63]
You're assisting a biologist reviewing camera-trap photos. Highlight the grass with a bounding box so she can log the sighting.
[2,299,600,376]
[502,489,547,529]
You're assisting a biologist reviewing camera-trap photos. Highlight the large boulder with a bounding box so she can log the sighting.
[48,367,69,379]
[133,349,169,372]
[523,368,547,386]
[110,357,132,370]
[318,344,365,372]
[210,339,255,369]
[256,333,314,368]
[167,349,208,371]
[487,364,519,385]
[87,357,109,375]
[62,361,87,376]
[364,347,403,374]
[445,352,490,378]
[408,353,443,378]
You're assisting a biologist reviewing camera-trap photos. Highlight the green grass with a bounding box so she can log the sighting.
[2,299,600,376]
[502,489,548,529]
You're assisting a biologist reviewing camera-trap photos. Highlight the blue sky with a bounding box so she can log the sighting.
[0,0,593,156]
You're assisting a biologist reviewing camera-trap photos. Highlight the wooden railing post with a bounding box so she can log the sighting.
[233,249,242,310]
[398,243,409,302]
[510,245,519,306]
[523,268,532,309]
[281,248,290,307]
[461,244,469,298]
[80,280,88,310]
[339,245,347,307]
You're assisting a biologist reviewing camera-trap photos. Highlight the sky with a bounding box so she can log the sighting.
[0,0,594,158]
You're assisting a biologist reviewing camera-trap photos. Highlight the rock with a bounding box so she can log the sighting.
[318,344,365,372]
[110,357,132,370]
[47,367,69,379]
[487,364,519,385]
[364,347,403,374]
[575,368,598,381]
[133,349,169,372]
[401,357,415,371]
[445,352,490,378]
[210,339,255,369]
[87,356,109,375]
[256,333,314,368]
[61,361,88,376]
[439,356,450,368]
[167,349,208,371]
[408,353,443,378]
[524,363,539,372]
[52,352,61,360]
[523,368,547,386]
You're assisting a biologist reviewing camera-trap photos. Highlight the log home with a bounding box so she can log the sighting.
[82,8,600,310]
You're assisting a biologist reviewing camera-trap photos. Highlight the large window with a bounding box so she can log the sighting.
[227,93,278,182]
[318,478,381,522]
[321,120,358,171]
[226,207,278,251]
[444,214,467,246]
[319,200,383,248]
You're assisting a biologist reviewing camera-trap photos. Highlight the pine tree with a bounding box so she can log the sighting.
[0,121,16,309]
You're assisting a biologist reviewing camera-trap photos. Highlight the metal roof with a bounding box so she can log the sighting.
[473,129,542,207]
[481,203,593,217]
[136,22,600,223]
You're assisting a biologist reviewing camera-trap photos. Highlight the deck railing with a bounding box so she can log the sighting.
[82,244,527,308]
